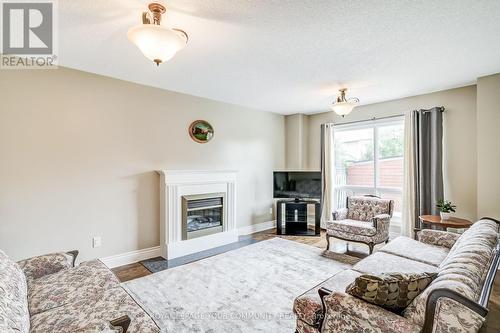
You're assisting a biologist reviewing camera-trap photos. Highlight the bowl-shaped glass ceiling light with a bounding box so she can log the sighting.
[127,3,188,66]
[330,88,359,117]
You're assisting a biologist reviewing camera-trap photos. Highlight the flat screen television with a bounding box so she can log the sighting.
[273,171,321,200]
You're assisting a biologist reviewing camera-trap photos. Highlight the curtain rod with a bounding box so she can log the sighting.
[330,106,446,127]
[416,106,445,113]
[332,114,404,127]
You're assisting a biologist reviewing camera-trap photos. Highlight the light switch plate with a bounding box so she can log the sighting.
[92,236,102,248]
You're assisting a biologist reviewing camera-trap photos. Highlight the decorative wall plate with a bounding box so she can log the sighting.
[189,120,214,143]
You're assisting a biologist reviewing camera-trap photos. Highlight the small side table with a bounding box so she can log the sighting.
[276,199,320,236]
[416,215,473,236]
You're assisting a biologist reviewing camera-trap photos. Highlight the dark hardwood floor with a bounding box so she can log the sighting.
[112,229,500,332]
[112,261,151,283]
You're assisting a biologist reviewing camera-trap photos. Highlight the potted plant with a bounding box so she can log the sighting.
[436,199,456,220]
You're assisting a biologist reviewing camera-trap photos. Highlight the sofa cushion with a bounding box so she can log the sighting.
[29,286,160,333]
[326,219,376,236]
[403,219,498,327]
[345,272,437,311]
[321,291,421,333]
[352,252,438,275]
[380,236,450,267]
[417,229,461,249]
[0,250,30,333]
[294,269,361,327]
[28,259,120,315]
[296,318,320,333]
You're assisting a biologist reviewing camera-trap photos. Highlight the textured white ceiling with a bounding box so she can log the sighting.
[58,0,500,114]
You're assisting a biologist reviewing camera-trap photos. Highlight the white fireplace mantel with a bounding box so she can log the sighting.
[157,170,238,260]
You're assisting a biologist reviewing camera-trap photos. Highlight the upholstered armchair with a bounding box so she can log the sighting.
[326,195,394,254]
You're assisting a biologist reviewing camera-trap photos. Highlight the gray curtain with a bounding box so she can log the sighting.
[413,107,444,223]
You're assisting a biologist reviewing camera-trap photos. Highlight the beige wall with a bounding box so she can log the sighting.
[477,73,500,218]
[284,114,310,170]
[302,86,478,221]
[0,68,285,261]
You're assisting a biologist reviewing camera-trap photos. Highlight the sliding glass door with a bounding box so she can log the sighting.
[333,117,404,223]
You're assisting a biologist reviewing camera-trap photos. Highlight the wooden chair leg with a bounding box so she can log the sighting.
[326,234,330,251]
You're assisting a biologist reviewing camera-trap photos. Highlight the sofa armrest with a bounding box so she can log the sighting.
[319,288,420,333]
[418,229,460,249]
[372,213,391,229]
[110,315,131,333]
[17,250,78,281]
[332,208,348,220]
[421,288,487,333]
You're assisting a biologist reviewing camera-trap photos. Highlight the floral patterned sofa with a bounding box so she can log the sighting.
[294,218,500,333]
[326,196,394,254]
[0,249,159,332]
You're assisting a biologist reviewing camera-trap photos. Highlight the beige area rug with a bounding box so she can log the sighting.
[124,238,358,333]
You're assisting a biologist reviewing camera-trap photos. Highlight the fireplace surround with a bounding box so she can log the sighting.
[157,170,238,260]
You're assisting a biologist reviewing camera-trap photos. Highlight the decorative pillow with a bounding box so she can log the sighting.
[345,272,437,312]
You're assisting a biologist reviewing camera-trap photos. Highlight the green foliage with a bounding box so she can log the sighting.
[360,142,374,161]
[334,139,373,170]
[379,127,404,159]
[436,199,457,213]
[379,136,403,158]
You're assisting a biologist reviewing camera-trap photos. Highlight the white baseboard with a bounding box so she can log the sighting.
[101,246,161,268]
[101,221,276,268]
[238,220,276,236]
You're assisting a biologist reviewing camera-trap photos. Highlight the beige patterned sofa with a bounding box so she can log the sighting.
[0,249,159,332]
[294,218,500,333]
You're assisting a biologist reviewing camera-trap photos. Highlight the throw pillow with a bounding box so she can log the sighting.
[345,272,437,311]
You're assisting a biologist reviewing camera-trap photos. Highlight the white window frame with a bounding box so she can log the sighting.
[334,116,405,224]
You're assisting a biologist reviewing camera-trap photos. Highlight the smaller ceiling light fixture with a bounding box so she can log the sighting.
[127,2,188,66]
[330,88,359,117]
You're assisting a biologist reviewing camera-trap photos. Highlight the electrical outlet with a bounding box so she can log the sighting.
[92,236,102,248]
[269,207,273,215]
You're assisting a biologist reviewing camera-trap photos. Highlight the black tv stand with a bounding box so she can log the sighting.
[276,199,320,236]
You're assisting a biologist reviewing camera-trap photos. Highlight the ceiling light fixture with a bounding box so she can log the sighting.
[330,88,359,117]
[127,2,188,66]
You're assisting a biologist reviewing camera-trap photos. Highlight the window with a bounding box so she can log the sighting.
[333,117,404,223]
